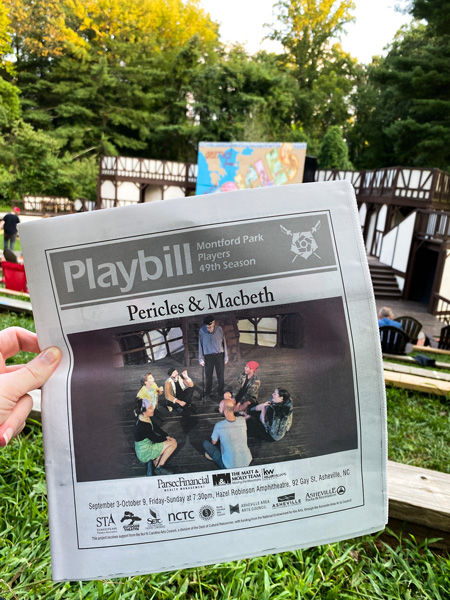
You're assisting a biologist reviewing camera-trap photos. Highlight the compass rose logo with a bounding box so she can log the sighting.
[280,221,321,262]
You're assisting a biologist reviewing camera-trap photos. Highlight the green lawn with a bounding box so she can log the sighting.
[1,311,449,599]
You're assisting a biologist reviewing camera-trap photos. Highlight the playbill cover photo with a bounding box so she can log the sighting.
[19,180,387,581]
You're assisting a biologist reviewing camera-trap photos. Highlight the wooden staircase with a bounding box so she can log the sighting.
[368,259,402,300]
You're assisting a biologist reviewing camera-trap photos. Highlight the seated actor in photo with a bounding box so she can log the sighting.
[234,361,261,417]
[219,391,235,414]
[203,398,252,469]
[133,399,177,476]
[164,367,196,414]
[253,388,293,441]
[136,372,167,410]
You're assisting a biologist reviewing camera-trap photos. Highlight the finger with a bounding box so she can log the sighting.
[4,363,27,373]
[0,346,62,402]
[0,327,40,359]
[0,393,33,446]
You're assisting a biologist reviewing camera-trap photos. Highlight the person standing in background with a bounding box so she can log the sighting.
[198,315,228,400]
[1,207,21,251]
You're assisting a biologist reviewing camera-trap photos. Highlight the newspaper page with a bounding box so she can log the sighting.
[19,180,387,581]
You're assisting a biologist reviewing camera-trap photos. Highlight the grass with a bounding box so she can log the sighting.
[1,429,449,599]
[1,310,450,598]
[386,386,450,472]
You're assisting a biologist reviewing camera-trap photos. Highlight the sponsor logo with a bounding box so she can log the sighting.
[120,511,141,531]
[147,508,163,526]
[96,513,116,529]
[213,473,231,486]
[278,493,295,503]
[305,488,337,501]
[229,504,240,514]
[199,506,214,521]
[168,511,195,522]
[337,486,346,495]
[231,468,262,483]
[272,493,302,509]
[263,468,275,478]
[158,475,209,490]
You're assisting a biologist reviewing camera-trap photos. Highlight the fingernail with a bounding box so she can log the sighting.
[39,347,61,366]
[1,427,14,447]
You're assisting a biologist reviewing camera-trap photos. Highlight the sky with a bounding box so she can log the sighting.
[200,0,413,64]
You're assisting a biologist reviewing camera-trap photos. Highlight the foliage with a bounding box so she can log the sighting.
[318,125,352,169]
[0,0,449,200]
[0,121,97,201]
[268,0,355,86]
[386,385,450,472]
[189,46,304,146]
[350,0,450,170]
[266,0,359,143]
[411,0,450,36]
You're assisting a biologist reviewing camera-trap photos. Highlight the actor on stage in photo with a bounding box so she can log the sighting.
[198,315,228,400]
[164,368,195,414]
[203,399,252,469]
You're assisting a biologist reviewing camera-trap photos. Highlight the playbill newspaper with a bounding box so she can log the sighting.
[19,181,387,581]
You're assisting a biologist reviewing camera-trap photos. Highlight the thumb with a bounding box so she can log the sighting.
[0,346,62,409]
[0,346,61,446]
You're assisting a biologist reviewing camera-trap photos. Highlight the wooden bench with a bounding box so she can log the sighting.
[0,295,33,314]
[388,461,450,550]
[384,370,450,395]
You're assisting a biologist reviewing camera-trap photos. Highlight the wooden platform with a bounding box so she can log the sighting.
[113,342,357,480]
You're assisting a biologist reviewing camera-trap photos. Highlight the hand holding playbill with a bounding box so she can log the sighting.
[19,181,387,581]
[0,327,61,446]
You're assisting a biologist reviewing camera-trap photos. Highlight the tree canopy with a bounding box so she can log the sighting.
[0,0,448,202]
[349,0,450,170]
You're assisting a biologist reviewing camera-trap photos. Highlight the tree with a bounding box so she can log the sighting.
[411,0,450,36]
[267,0,358,147]
[6,0,220,159]
[0,121,98,201]
[268,0,355,87]
[318,125,352,168]
[350,20,450,170]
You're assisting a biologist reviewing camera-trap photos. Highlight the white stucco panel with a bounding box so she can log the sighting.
[392,212,416,273]
[439,252,450,299]
[379,228,396,266]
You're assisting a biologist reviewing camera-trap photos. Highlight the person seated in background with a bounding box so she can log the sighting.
[164,367,196,414]
[203,398,252,470]
[234,361,261,417]
[133,398,177,476]
[253,388,293,441]
[378,306,402,329]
